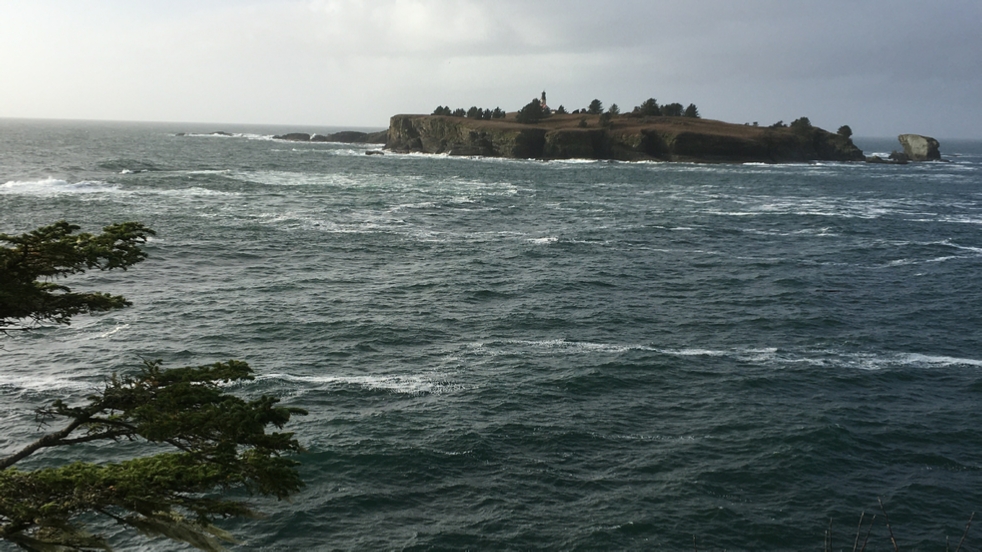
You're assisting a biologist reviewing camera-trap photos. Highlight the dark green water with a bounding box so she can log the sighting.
[2,120,982,550]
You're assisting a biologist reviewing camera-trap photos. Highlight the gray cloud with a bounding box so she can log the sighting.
[0,0,978,137]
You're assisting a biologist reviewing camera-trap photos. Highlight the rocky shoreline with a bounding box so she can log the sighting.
[384,113,865,163]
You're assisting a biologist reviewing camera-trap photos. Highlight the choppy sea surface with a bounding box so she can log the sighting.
[2,119,982,551]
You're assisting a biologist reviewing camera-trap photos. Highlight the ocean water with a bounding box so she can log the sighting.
[2,119,982,551]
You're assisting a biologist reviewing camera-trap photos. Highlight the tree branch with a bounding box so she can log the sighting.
[0,416,87,470]
[57,430,133,446]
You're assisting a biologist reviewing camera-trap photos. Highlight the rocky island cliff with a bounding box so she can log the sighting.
[386,113,864,163]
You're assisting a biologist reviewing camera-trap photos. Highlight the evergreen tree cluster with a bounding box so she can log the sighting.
[562,97,701,119]
[629,98,700,118]
[432,105,505,120]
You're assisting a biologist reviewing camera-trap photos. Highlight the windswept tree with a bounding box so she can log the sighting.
[587,99,604,115]
[684,103,700,118]
[0,221,154,330]
[608,103,620,116]
[837,125,853,138]
[0,221,306,551]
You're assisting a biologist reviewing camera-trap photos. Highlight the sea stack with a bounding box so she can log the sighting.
[898,134,941,161]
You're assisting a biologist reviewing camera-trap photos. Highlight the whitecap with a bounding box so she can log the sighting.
[0,178,119,195]
[182,132,273,141]
[0,374,96,393]
[255,373,458,395]
[91,323,130,340]
[663,348,728,357]
[896,353,982,367]
[528,236,558,244]
[506,339,657,354]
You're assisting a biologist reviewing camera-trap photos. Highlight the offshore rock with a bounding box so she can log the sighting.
[898,134,941,161]
[274,132,311,141]
[386,114,865,163]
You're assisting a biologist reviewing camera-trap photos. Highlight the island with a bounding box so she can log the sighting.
[385,111,865,163]
[177,93,944,164]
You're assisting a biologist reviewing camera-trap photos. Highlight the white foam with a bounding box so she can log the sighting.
[0,178,119,195]
[0,373,96,393]
[528,236,558,244]
[506,339,658,354]
[256,373,456,395]
[94,323,129,340]
[183,132,273,141]
[665,348,727,357]
[895,353,982,368]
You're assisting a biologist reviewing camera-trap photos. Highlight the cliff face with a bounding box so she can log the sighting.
[387,114,864,163]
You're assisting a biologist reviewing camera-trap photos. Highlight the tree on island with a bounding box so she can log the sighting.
[635,98,661,117]
[516,97,546,124]
[587,99,604,115]
[0,221,306,551]
[661,102,684,117]
[837,125,853,138]
[790,117,813,135]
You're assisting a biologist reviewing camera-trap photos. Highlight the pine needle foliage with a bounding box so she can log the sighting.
[0,360,306,551]
[0,221,155,330]
[0,221,306,551]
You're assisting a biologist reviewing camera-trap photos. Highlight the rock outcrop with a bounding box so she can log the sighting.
[385,114,865,163]
[273,132,311,142]
[898,134,941,161]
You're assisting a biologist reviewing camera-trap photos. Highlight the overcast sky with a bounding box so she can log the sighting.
[1,0,979,138]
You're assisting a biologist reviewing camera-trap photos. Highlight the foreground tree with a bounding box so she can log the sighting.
[1,221,154,330]
[0,222,306,551]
